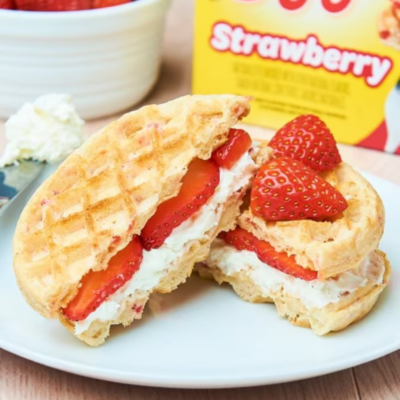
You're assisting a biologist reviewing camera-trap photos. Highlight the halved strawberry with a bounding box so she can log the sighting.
[63,235,143,322]
[220,227,317,281]
[16,0,90,10]
[212,128,252,169]
[0,0,15,9]
[91,0,130,8]
[269,114,341,172]
[251,157,348,221]
[141,158,220,250]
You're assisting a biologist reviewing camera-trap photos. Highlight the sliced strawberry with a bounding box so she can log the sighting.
[63,235,143,322]
[251,157,348,221]
[220,227,317,281]
[219,228,255,252]
[0,0,15,9]
[255,239,317,281]
[380,30,391,39]
[141,158,220,250]
[212,128,252,169]
[91,0,130,8]
[16,0,90,11]
[269,114,341,172]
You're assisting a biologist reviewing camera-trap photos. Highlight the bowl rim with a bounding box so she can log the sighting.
[0,0,169,20]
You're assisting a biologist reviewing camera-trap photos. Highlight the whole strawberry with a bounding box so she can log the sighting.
[251,157,348,221]
[91,0,130,8]
[15,0,90,11]
[269,115,341,172]
[0,0,15,8]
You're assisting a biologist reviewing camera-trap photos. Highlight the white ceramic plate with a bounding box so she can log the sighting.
[0,167,399,389]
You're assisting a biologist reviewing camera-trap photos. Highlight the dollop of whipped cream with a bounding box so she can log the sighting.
[208,239,385,310]
[0,94,85,168]
[74,152,257,335]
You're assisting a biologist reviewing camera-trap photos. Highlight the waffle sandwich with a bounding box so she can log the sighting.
[13,94,267,346]
[199,115,391,335]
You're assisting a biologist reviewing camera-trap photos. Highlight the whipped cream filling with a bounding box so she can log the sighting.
[75,152,257,335]
[0,94,85,167]
[208,239,385,310]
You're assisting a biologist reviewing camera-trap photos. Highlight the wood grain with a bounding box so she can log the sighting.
[355,352,400,400]
[0,0,400,399]
[0,349,359,400]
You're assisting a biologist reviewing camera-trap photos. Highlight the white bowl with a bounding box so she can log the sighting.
[0,0,172,120]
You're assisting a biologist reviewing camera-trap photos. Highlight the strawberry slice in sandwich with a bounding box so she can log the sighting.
[13,95,268,346]
[200,115,392,335]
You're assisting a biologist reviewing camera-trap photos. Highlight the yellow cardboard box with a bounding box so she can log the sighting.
[193,0,400,154]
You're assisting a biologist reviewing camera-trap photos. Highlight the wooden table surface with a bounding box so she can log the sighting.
[1,0,400,399]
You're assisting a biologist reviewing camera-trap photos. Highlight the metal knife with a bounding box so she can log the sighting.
[0,161,44,216]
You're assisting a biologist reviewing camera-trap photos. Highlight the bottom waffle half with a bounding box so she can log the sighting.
[197,250,391,335]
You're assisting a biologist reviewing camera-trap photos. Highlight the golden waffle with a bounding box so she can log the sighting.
[13,94,251,323]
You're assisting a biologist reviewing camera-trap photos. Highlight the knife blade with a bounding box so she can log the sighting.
[0,161,44,216]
